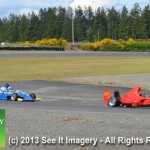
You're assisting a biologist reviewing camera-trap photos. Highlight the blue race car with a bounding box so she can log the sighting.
[0,83,40,102]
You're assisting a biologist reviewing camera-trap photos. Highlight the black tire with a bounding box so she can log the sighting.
[108,96,120,107]
[29,93,36,99]
[140,93,146,97]
[11,93,18,101]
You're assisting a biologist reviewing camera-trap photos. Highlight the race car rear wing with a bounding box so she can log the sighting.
[103,90,111,105]
[103,90,120,105]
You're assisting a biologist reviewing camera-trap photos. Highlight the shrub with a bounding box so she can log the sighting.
[24,41,31,47]
[80,42,92,50]
[90,38,127,51]
[100,38,115,46]
[136,39,150,42]
[58,38,68,46]
[128,38,135,44]
[36,38,68,46]
[80,38,150,51]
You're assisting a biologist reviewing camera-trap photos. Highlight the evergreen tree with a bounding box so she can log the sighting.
[93,7,107,41]
[0,17,11,42]
[39,8,47,39]
[18,14,30,41]
[46,7,57,38]
[62,7,72,41]
[55,6,66,38]
[84,6,94,41]
[100,8,108,39]
[0,18,3,42]
[107,7,120,39]
[119,6,129,39]
[0,4,149,42]
[141,5,150,38]
[130,3,142,39]
[29,12,40,41]
[74,6,85,42]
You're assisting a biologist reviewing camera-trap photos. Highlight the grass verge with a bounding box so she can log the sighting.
[0,56,150,81]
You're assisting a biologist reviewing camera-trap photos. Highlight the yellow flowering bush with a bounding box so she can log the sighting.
[80,38,134,51]
[91,41,101,50]
[100,38,115,46]
[24,41,31,46]
[128,38,135,44]
[89,38,126,50]
[80,42,92,50]
[58,38,68,46]
[49,38,59,46]
[36,38,68,46]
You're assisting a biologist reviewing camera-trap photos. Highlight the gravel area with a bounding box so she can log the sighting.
[5,108,150,150]
[59,73,150,90]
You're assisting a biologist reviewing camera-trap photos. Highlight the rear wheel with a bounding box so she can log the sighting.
[108,96,120,107]
[140,93,147,97]
[11,93,18,101]
[29,93,36,99]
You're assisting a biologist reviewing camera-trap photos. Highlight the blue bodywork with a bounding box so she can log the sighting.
[0,89,35,102]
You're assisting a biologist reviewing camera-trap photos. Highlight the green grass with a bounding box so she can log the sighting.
[0,56,150,81]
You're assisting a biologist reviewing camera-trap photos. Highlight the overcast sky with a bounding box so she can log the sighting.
[0,0,149,17]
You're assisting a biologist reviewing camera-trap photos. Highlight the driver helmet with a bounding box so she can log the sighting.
[5,83,9,88]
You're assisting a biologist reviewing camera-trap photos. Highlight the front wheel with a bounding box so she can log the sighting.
[29,93,36,99]
[11,93,18,101]
[108,96,120,107]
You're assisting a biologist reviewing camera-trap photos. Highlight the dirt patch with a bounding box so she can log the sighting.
[58,73,150,90]
[53,116,91,122]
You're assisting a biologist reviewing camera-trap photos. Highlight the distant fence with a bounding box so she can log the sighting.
[0,46,65,51]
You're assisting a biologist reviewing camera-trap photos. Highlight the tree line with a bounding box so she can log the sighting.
[0,3,150,43]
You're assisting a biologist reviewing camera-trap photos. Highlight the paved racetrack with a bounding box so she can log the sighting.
[0,81,150,114]
[0,51,150,57]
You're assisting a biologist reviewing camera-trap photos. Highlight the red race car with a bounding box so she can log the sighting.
[103,86,150,107]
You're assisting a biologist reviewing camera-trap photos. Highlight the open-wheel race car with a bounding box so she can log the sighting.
[0,83,41,102]
[103,86,150,107]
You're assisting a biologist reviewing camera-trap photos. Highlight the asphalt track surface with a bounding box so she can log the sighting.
[0,80,150,114]
[0,51,150,57]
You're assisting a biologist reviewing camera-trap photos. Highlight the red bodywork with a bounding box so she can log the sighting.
[103,86,150,107]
